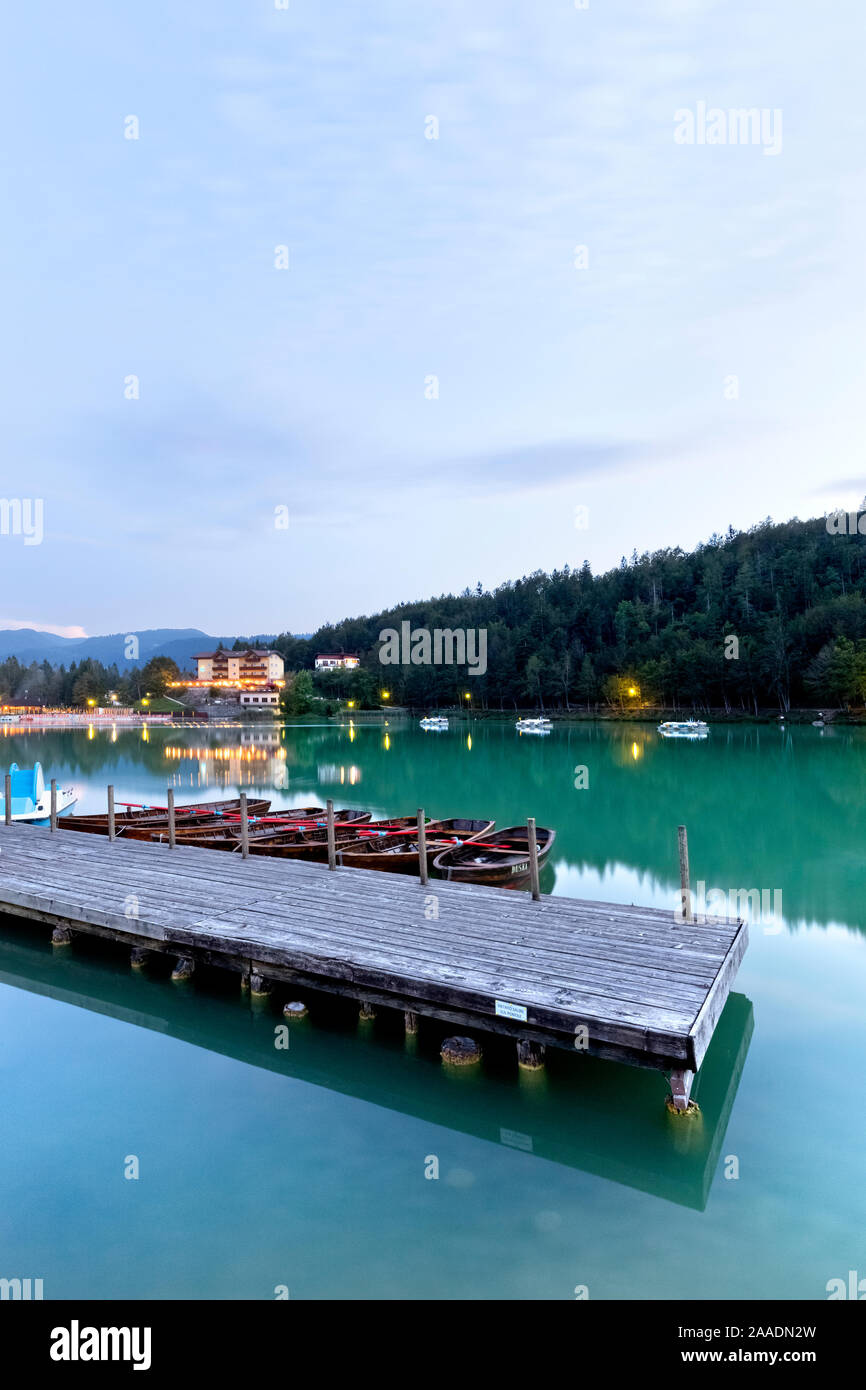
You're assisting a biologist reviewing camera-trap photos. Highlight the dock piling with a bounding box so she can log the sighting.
[239,792,249,859]
[167,788,176,848]
[50,779,57,831]
[107,785,115,842]
[326,798,336,871]
[678,824,693,923]
[4,773,10,826]
[417,808,428,887]
[527,817,541,901]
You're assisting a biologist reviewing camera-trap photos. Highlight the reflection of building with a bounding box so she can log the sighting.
[314,654,359,671]
[191,649,284,687]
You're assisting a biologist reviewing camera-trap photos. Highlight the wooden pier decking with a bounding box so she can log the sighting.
[0,822,748,1102]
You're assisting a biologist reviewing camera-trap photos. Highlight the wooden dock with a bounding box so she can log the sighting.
[0,822,748,1107]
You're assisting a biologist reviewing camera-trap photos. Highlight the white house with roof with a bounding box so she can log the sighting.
[314,653,360,671]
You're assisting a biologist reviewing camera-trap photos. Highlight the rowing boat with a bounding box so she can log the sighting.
[183,814,424,857]
[432,825,556,884]
[58,796,272,837]
[333,818,494,873]
[161,807,372,844]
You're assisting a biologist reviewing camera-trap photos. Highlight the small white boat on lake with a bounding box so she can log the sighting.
[0,762,78,824]
[516,717,552,734]
[419,716,449,730]
[658,720,709,739]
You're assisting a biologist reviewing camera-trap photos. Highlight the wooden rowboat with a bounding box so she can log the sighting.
[162,807,372,844]
[432,826,556,885]
[333,818,495,873]
[59,797,272,837]
[182,815,423,857]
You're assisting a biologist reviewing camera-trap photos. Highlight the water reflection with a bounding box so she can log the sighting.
[0,719,863,930]
[0,917,754,1212]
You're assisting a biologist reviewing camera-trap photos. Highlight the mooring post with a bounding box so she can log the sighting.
[239,791,249,859]
[4,773,11,826]
[50,778,57,831]
[107,785,115,842]
[326,798,336,871]
[527,817,541,901]
[417,808,428,887]
[678,824,692,923]
[167,788,176,848]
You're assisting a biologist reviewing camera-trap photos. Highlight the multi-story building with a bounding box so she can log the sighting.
[190,649,285,689]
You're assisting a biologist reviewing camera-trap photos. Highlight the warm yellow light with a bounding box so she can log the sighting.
[467,734,472,750]
[87,698,96,706]
[142,699,150,707]
[384,733,390,750]
[347,701,355,708]
[464,693,471,700]
[381,691,390,700]
[628,686,638,697]
[632,741,640,760]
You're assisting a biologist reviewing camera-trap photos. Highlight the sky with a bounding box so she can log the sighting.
[1,0,865,638]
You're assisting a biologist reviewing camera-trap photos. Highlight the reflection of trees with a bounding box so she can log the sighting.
[2,722,860,933]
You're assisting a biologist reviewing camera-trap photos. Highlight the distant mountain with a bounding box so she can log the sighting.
[0,629,280,671]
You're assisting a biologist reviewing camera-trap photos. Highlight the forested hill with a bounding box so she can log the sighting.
[275,515,866,712]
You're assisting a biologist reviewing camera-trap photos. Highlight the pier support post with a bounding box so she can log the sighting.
[239,792,249,859]
[441,1036,482,1066]
[130,946,150,969]
[171,956,194,981]
[678,824,692,923]
[51,926,73,946]
[108,785,115,842]
[4,773,10,826]
[240,969,251,993]
[250,972,271,997]
[516,1039,546,1071]
[50,779,57,831]
[527,817,541,901]
[404,1010,419,1035]
[167,789,176,848]
[668,1068,696,1112]
[417,809,428,887]
[358,1002,376,1022]
[326,799,336,871]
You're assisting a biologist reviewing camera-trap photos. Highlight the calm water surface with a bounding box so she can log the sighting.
[0,719,863,1299]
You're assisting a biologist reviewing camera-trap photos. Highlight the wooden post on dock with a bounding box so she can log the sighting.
[527,817,541,901]
[326,798,336,871]
[239,792,249,859]
[107,785,115,842]
[4,773,11,826]
[678,824,692,923]
[50,779,57,831]
[167,788,176,848]
[417,808,428,887]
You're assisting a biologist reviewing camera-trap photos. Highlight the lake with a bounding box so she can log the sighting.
[0,718,863,1299]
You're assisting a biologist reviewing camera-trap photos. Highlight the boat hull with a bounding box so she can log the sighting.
[432,826,556,885]
[59,797,272,837]
[333,818,494,873]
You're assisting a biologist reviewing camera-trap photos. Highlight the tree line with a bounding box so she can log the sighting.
[271,515,866,713]
[5,515,864,713]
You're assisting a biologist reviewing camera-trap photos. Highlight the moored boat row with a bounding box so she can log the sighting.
[9,781,555,887]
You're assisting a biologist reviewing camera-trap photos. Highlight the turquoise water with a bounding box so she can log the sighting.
[0,720,864,1299]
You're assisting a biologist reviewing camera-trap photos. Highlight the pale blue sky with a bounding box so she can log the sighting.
[1,0,864,636]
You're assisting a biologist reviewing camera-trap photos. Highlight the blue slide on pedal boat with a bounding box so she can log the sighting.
[0,763,78,824]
